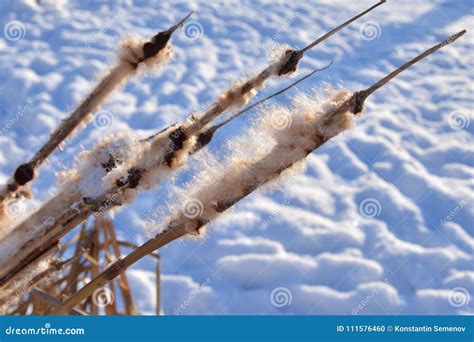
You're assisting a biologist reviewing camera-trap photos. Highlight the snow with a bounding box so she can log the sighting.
[0,0,472,315]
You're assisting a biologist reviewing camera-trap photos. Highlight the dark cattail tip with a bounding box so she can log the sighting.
[82,197,94,204]
[277,49,304,76]
[164,126,187,166]
[14,163,35,186]
[127,168,142,189]
[448,29,467,42]
[7,182,18,192]
[143,31,172,59]
[351,91,369,115]
[196,129,215,150]
[143,11,194,60]
[115,168,142,189]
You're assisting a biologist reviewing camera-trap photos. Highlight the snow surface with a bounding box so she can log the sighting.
[0,0,473,315]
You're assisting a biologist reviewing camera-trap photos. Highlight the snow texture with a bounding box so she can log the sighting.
[0,0,472,315]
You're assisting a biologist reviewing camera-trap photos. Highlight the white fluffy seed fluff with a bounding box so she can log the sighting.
[62,132,144,198]
[0,35,173,225]
[0,125,193,280]
[0,45,297,284]
[158,88,354,235]
[193,46,294,129]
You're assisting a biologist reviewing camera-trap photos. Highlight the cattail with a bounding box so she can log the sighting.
[160,88,353,238]
[195,1,385,124]
[0,12,193,218]
[145,0,386,151]
[0,68,325,288]
[0,1,387,285]
[50,30,465,315]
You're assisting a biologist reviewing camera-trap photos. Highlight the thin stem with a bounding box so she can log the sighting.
[301,1,385,52]
[30,288,87,315]
[0,12,193,203]
[50,226,187,315]
[351,30,467,113]
[167,11,194,33]
[362,29,467,98]
[277,1,384,75]
[212,62,333,131]
[51,30,467,315]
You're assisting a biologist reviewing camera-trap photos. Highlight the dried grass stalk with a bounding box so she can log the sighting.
[0,12,192,216]
[0,67,324,287]
[0,2,386,287]
[51,30,466,314]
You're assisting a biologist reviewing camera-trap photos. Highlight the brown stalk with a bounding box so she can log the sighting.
[277,0,385,75]
[0,66,324,288]
[302,1,385,53]
[50,30,465,315]
[103,219,137,315]
[30,288,87,315]
[0,2,384,285]
[0,12,193,209]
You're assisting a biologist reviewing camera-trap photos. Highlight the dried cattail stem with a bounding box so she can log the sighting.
[0,251,83,314]
[102,219,137,315]
[302,1,385,53]
[0,67,325,288]
[191,62,332,153]
[51,225,187,315]
[0,12,193,211]
[144,1,385,145]
[351,29,467,113]
[278,0,385,75]
[51,30,465,315]
[191,1,385,129]
[30,288,87,315]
